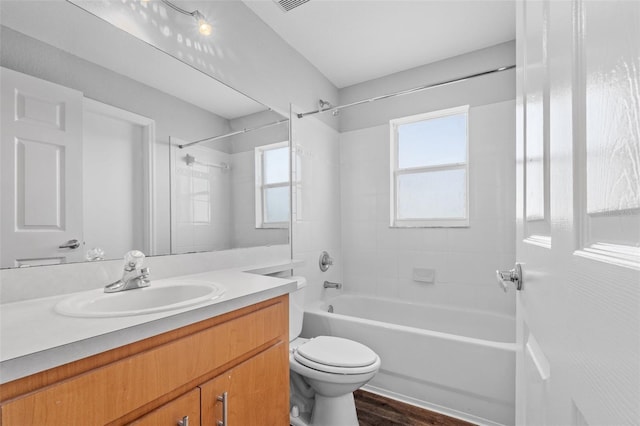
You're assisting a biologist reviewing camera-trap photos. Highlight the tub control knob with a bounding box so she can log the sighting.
[319,251,333,272]
[496,263,523,292]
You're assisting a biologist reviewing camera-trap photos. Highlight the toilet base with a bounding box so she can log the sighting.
[289,392,359,426]
[290,410,311,426]
[310,392,359,426]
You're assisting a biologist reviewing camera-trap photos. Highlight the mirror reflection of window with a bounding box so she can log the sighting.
[255,142,290,228]
[191,169,211,225]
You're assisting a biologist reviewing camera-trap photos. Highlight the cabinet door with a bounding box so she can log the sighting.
[200,343,289,426]
[129,388,200,426]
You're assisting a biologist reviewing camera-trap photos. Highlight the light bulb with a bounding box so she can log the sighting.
[193,11,212,36]
[198,18,212,35]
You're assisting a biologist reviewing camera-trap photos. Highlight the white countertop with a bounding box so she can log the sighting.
[0,264,299,384]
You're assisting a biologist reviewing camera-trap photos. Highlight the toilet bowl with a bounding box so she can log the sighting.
[288,277,381,426]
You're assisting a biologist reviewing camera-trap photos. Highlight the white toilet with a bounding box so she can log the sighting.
[289,277,381,426]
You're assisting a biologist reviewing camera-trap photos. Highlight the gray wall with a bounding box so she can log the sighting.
[339,41,515,132]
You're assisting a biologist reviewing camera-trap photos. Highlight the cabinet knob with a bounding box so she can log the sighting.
[177,415,189,426]
[217,392,228,426]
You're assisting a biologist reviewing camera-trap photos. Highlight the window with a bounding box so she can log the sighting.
[390,105,469,227]
[255,141,289,228]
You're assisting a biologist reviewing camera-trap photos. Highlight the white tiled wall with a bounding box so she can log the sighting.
[340,100,516,315]
[290,115,343,304]
[171,146,232,254]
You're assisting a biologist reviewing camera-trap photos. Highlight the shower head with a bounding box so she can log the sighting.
[319,99,339,116]
[296,99,339,119]
[318,99,333,110]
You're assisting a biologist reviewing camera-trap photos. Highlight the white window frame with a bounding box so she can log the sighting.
[255,141,289,229]
[390,105,470,228]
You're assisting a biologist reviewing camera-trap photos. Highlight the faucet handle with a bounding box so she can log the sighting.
[140,267,150,277]
[319,251,333,272]
[124,250,145,271]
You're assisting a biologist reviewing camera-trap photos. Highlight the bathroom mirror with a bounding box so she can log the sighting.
[0,1,289,269]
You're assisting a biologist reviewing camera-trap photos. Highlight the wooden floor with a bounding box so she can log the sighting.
[354,390,476,426]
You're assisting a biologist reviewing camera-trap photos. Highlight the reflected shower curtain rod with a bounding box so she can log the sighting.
[185,154,229,170]
[178,118,290,149]
[296,64,516,119]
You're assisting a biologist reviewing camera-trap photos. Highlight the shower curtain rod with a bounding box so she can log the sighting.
[296,64,516,119]
[178,118,290,149]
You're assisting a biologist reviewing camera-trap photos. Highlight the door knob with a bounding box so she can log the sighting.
[496,263,523,292]
[59,239,80,249]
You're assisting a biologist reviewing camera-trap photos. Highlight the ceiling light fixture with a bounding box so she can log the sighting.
[159,0,212,36]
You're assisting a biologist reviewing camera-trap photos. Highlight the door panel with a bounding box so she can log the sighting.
[17,138,64,228]
[515,1,640,425]
[1,67,84,267]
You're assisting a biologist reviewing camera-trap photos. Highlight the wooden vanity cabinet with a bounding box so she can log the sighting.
[128,389,200,426]
[200,343,289,426]
[0,295,289,426]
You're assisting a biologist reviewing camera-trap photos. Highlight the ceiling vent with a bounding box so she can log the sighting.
[272,0,311,12]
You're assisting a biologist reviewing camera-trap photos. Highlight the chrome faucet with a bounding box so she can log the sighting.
[323,280,342,290]
[104,250,151,293]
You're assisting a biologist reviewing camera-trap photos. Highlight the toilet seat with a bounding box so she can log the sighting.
[293,336,380,375]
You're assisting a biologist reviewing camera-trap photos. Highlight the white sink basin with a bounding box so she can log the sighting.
[54,280,225,318]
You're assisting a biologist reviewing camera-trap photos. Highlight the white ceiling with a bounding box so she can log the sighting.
[243,0,516,88]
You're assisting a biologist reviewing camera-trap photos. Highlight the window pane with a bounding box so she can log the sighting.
[264,146,289,184]
[264,186,289,223]
[397,169,466,219]
[397,113,466,169]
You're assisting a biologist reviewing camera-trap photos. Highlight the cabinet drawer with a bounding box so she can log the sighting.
[128,388,200,426]
[0,298,287,425]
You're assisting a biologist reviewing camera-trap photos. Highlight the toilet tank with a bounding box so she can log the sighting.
[289,276,307,342]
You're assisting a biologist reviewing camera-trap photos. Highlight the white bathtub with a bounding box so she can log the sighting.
[301,294,516,426]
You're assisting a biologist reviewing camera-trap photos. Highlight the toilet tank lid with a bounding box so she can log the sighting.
[289,276,307,289]
[296,336,378,368]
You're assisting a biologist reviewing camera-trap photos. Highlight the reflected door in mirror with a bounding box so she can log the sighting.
[0,67,84,268]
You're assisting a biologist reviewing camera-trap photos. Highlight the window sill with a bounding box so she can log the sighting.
[391,219,469,228]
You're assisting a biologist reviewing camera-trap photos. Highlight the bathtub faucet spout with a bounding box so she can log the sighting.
[323,281,342,290]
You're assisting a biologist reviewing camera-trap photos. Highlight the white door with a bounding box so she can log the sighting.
[514,1,639,425]
[0,67,84,267]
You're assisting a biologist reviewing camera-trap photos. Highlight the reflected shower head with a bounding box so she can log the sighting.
[318,99,333,110]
